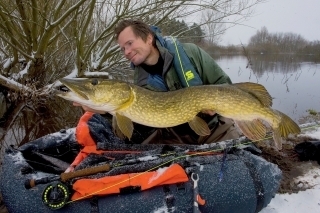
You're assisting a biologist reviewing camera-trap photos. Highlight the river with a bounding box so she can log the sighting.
[213,54,320,123]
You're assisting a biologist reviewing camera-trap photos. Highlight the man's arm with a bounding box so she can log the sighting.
[182,43,232,85]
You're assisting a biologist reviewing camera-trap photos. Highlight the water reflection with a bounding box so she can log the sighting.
[251,54,319,78]
[214,54,320,123]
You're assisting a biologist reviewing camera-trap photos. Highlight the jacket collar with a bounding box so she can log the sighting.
[135,40,174,87]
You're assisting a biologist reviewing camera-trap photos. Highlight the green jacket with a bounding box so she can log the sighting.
[133,41,232,91]
[130,41,233,144]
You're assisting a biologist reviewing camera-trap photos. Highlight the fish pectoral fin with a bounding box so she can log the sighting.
[234,119,267,141]
[188,116,211,136]
[112,115,126,139]
[272,127,283,150]
[115,113,133,140]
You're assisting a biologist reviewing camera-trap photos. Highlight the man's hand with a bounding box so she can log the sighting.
[201,109,216,116]
[65,165,75,173]
[73,102,106,114]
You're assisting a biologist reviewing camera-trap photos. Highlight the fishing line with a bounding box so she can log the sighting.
[66,138,266,204]
[66,123,320,205]
[299,123,320,131]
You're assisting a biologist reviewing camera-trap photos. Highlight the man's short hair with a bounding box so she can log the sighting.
[114,19,155,44]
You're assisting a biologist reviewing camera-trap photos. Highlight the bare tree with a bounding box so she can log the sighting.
[0,0,265,89]
[201,9,226,44]
[0,0,265,146]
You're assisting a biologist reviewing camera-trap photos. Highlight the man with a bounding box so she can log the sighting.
[74,19,241,145]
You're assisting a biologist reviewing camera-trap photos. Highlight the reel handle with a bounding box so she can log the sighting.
[24,175,60,189]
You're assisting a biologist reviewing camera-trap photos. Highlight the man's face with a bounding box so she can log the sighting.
[117,26,153,66]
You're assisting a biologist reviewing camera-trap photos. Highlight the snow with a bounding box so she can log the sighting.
[148,166,169,184]
[261,125,320,213]
[8,152,26,165]
[301,127,320,141]
[83,71,110,78]
[138,155,159,162]
[3,58,13,69]
[18,60,31,77]
[153,205,175,213]
[0,74,33,92]
[261,165,320,213]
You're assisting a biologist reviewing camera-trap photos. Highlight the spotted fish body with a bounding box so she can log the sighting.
[57,78,301,150]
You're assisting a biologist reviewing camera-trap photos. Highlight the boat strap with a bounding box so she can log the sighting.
[90,196,99,213]
[163,185,175,212]
[243,160,265,213]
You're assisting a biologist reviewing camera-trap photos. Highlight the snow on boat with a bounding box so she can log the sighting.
[0,125,284,213]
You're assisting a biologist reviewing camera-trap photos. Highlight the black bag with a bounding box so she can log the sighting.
[294,141,320,164]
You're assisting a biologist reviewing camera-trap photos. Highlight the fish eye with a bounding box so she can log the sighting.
[91,79,98,86]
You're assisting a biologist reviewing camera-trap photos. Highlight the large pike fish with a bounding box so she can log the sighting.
[57,78,301,150]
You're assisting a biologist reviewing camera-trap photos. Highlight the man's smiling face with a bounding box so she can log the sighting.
[117,26,153,66]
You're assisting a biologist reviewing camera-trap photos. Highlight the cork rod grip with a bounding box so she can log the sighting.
[60,164,111,182]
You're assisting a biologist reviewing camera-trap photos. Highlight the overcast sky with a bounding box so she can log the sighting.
[220,0,320,45]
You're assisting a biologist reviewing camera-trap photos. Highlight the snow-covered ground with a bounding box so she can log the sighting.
[261,126,320,213]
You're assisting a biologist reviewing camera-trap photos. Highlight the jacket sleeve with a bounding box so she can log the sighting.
[182,43,232,85]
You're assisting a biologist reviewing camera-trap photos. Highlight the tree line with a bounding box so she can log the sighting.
[195,26,320,57]
[247,27,320,55]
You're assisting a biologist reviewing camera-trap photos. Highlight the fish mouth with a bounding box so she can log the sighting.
[57,86,89,100]
[56,78,89,101]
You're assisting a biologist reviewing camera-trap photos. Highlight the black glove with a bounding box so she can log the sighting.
[86,113,125,145]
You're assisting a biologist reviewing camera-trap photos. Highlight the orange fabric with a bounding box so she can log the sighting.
[71,164,188,200]
[70,112,106,167]
[71,113,189,201]
[197,194,206,205]
[70,146,106,167]
[76,111,96,147]
[70,151,88,167]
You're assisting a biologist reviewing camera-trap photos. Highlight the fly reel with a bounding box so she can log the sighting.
[42,182,70,210]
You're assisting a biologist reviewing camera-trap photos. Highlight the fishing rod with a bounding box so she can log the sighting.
[65,122,320,203]
[27,121,320,210]
[24,138,238,190]
[24,133,271,192]
[24,163,110,189]
[27,120,320,190]
[25,149,222,189]
[25,150,222,210]
[27,120,319,188]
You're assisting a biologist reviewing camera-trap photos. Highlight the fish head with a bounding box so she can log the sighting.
[56,78,132,112]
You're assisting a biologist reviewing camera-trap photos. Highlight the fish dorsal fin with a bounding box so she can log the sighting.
[233,82,272,107]
[188,116,211,136]
[234,119,267,141]
[114,113,133,140]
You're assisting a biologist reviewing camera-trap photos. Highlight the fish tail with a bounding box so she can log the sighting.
[272,110,301,150]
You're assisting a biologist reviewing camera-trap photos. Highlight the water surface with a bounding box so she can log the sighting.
[214,55,320,123]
